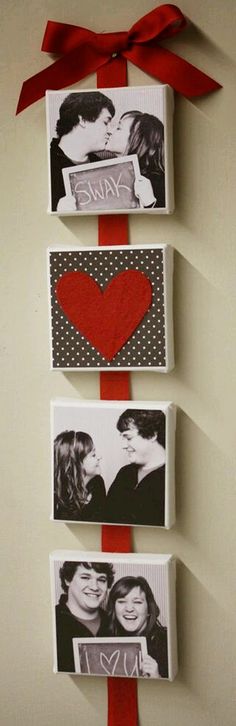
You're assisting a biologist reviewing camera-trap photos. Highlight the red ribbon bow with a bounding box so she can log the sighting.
[16,4,221,114]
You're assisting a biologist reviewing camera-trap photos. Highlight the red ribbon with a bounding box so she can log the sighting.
[16,4,221,114]
[98,52,138,726]
[99,199,131,555]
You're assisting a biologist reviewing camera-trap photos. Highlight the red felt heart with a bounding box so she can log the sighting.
[55,270,152,361]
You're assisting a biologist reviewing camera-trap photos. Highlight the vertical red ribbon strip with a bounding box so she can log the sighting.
[97,56,138,726]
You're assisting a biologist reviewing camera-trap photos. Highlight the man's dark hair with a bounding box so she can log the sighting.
[59,561,115,593]
[117,409,165,448]
[56,92,115,139]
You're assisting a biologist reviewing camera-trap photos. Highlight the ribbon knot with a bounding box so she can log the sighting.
[96,31,129,56]
[16,4,221,114]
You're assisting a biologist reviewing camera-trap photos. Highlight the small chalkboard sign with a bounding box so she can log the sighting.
[73,637,147,678]
[63,155,141,212]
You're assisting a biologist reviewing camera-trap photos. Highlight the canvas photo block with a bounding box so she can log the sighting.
[51,400,176,528]
[48,245,174,371]
[50,551,177,680]
[46,85,174,215]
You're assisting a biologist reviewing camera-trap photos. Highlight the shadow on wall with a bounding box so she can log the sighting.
[172,253,234,424]
[175,561,235,726]
[63,371,99,398]
[174,409,235,541]
[68,562,235,726]
[163,17,232,67]
[66,522,101,552]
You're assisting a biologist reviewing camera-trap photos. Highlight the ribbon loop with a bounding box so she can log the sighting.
[128,3,186,44]
[41,21,95,54]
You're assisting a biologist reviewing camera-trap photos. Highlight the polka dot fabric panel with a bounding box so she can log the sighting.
[48,245,173,370]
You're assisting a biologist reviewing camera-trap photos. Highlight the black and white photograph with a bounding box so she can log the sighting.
[51,400,176,528]
[46,85,174,215]
[48,245,174,372]
[50,551,177,680]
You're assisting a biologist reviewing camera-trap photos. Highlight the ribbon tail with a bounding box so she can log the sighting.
[123,44,222,97]
[107,677,138,726]
[16,45,111,114]
[102,525,132,552]
[97,55,127,89]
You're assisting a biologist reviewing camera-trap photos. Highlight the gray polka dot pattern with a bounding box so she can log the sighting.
[49,247,166,369]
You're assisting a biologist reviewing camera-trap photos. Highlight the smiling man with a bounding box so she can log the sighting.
[105,409,166,527]
[50,91,115,211]
[55,561,114,672]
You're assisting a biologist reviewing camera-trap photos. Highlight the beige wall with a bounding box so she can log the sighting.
[1,1,236,724]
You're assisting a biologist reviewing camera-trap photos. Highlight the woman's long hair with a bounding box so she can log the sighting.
[54,430,93,516]
[107,576,161,637]
[122,111,165,175]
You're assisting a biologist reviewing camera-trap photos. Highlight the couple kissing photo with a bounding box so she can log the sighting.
[46,85,174,214]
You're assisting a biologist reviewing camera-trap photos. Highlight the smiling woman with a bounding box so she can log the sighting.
[107,575,168,678]
[114,586,148,633]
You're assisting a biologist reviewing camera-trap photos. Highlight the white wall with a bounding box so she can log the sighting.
[1,1,236,725]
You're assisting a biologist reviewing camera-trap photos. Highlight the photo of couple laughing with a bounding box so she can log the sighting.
[52,556,173,679]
